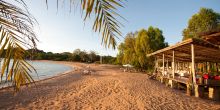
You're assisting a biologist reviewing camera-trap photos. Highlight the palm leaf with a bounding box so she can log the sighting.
[0,0,37,91]
[81,0,124,49]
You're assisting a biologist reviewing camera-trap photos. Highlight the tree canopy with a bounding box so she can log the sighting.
[182,8,220,40]
[117,26,168,70]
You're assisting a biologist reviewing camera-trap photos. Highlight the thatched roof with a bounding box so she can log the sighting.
[147,38,220,62]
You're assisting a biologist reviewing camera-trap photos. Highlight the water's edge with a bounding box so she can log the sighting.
[0,61,74,90]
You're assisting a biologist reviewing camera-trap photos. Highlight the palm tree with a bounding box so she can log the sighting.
[0,0,124,90]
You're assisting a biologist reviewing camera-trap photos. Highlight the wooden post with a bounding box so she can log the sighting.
[172,50,175,78]
[163,53,165,76]
[191,44,196,85]
[155,56,158,73]
[186,84,192,96]
[191,44,200,97]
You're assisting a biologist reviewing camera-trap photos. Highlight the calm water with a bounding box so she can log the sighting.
[0,61,73,88]
[29,61,73,80]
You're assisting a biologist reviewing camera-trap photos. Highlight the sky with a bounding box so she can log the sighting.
[22,0,220,57]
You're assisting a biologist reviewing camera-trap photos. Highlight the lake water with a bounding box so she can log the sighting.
[0,61,73,88]
[29,61,73,80]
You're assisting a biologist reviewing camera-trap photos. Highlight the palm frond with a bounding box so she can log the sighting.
[81,0,124,49]
[0,0,37,91]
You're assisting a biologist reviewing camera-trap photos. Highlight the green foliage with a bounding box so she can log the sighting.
[123,33,137,64]
[102,56,116,64]
[135,27,167,69]
[135,29,149,68]
[117,26,168,70]
[116,43,125,65]
[25,49,115,64]
[88,51,97,62]
[182,8,220,40]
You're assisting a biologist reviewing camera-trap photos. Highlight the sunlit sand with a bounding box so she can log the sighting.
[0,61,219,109]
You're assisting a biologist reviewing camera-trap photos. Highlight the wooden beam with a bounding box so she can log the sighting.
[174,49,220,62]
[147,38,220,57]
[147,39,193,57]
[191,44,196,85]
[157,51,220,63]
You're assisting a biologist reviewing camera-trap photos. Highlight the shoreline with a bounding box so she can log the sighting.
[0,60,77,91]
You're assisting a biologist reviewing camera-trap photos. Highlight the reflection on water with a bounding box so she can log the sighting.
[0,61,73,88]
[29,61,73,80]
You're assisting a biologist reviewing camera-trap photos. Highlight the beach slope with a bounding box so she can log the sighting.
[0,61,219,110]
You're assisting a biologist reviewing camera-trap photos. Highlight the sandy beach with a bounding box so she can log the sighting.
[0,61,220,110]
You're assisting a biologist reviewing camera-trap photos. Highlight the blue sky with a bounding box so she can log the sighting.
[24,0,220,56]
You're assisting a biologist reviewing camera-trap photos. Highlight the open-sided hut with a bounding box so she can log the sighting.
[147,32,220,101]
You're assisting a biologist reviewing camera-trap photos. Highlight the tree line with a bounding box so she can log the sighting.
[24,49,116,64]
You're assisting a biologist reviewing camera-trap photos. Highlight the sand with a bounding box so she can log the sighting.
[0,61,220,110]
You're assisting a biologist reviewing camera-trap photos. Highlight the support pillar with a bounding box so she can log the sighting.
[160,54,165,83]
[191,44,196,85]
[172,50,175,78]
[186,84,192,96]
[155,57,158,73]
[191,44,198,96]
[163,53,165,76]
